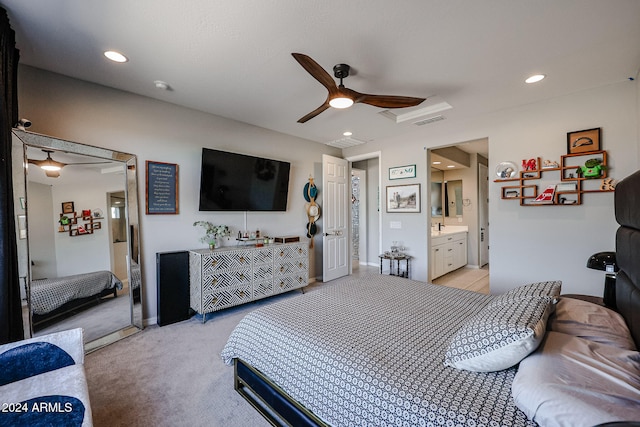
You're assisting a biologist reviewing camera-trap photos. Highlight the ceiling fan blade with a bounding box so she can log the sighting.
[343,87,426,108]
[292,53,338,95]
[297,101,331,123]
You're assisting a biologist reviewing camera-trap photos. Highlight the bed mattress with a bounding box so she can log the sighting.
[222,274,535,426]
[31,271,122,315]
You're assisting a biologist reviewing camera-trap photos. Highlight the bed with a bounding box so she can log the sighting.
[31,270,123,327]
[221,169,640,426]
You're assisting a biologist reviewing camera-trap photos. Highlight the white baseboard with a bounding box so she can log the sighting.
[143,317,157,327]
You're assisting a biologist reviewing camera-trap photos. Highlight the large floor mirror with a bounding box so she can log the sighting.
[11,129,143,352]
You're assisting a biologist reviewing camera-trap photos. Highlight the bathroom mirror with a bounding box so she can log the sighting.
[445,179,463,217]
[12,129,143,352]
[431,169,444,219]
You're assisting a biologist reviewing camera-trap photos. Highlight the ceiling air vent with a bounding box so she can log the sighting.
[414,115,445,126]
[325,136,367,148]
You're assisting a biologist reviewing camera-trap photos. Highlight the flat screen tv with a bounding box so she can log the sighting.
[198,148,291,211]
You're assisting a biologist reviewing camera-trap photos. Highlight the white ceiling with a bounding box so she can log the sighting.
[3,1,640,147]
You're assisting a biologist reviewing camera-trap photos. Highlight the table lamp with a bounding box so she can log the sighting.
[587,251,618,309]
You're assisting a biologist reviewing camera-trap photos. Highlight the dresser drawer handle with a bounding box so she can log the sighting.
[280,251,285,257]
[212,278,218,285]
[239,256,245,263]
[212,260,217,266]
[239,274,245,280]
[279,281,284,287]
[280,266,285,273]
[298,248,303,254]
[212,297,218,304]
[299,262,303,268]
[239,291,245,297]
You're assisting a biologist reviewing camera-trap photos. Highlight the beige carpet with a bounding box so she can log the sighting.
[84,266,487,426]
[84,293,301,427]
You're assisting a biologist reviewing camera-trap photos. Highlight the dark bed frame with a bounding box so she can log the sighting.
[233,169,640,427]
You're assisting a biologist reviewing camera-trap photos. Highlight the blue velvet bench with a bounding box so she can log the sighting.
[0,328,92,426]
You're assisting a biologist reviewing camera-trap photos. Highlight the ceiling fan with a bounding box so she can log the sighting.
[292,53,426,123]
[28,149,111,178]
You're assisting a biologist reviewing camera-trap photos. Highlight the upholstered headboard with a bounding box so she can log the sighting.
[614,169,640,347]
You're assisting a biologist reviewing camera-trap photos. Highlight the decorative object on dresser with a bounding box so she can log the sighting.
[189,242,308,321]
[193,221,231,250]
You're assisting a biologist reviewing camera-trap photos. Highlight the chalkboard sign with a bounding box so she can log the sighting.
[146,161,179,214]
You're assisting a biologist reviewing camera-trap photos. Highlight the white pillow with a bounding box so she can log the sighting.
[444,296,553,372]
[490,281,562,307]
[548,297,636,350]
[512,331,640,426]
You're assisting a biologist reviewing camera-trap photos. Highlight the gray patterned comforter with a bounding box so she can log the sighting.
[31,271,123,315]
[222,274,535,427]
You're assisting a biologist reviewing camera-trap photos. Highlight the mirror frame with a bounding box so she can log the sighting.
[12,129,143,352]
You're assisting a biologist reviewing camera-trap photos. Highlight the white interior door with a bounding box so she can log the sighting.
[322,154,349,281]
[479,164,489,267]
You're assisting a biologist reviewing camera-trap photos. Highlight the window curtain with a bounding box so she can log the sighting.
[0,7,22,344]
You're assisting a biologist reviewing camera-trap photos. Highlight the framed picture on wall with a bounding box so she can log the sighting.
[567,127,601,154]
[389,164,416,180]
[386,184,420,213]
[61,201,74,214]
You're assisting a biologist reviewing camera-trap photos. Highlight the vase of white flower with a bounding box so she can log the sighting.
[193,221,231,250]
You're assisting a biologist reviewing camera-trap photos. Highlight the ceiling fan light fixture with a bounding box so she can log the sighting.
[329,96,354,109]
[40,163,62,171]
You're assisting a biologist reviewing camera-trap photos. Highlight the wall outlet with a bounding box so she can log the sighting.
[390,221,402,229]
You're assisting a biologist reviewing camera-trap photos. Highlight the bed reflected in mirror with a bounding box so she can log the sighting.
[11,129,143,352]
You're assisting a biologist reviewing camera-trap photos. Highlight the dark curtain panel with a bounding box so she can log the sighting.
[0,7,22,343]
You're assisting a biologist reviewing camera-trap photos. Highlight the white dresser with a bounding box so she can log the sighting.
[189,242,308,319]
[431,231,468,280]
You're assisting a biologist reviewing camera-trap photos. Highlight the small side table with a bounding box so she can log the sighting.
[379,254,411,278]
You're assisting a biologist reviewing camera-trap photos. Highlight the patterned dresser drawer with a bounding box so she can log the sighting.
[189,242,309,321]
[204,284,253,313]
[274,274,307,294]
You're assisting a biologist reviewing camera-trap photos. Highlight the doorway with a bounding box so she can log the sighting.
[351,168,367,270]
[428,139,489,286]
[347,152,382,271]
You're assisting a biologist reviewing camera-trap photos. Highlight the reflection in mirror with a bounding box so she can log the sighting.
[11,129,142,352]
[445,180,463,217]
[430,169,443,218]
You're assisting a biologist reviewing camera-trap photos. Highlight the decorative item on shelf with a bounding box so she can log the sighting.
[542,160,559,168]
[567,127,601,155]
[92,208,103,218]
[193,221,231,250]
[495,161,518,179]
[601,178,616,191]
[575,158,606,179]
[522,158,537,171]
[61,201,74,214]
[532,185,555,204]
[304,176,320,247]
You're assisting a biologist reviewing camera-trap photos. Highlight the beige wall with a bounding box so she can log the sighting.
[17,65,341,323]
[345,80,640,296]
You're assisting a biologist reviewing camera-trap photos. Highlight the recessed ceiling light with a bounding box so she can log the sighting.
[154,80,171,90]
[447,165,456,168]
[525,74,545,84]
[343,131,352,136]
[432,161,442,165]
[104,50,128,63]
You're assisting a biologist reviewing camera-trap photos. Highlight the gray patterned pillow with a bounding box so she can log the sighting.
[489,281,562,307]
[444,296,554,372]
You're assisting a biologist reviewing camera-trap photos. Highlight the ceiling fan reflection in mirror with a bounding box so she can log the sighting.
[292,53,427,123]
[27,149,110,178]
